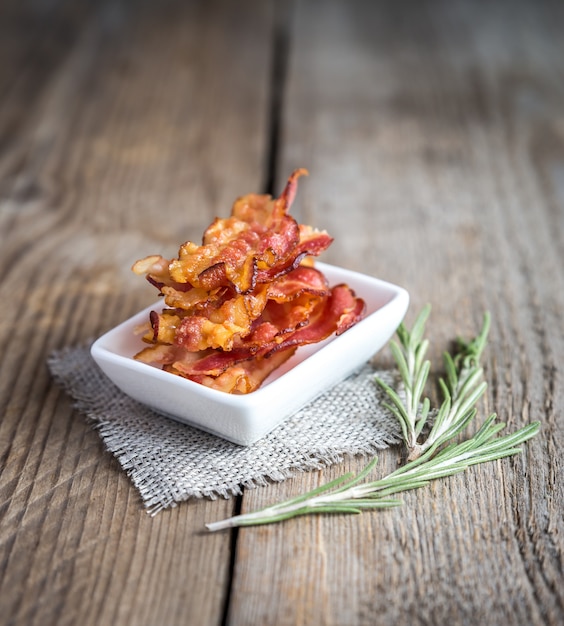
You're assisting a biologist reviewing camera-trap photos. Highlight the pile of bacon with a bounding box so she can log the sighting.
[132,169,365,393]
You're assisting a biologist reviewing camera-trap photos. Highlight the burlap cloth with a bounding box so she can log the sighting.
[47,345,402,514]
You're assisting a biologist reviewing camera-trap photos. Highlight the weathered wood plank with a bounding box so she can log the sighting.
[0,1,274,625]
[2,0,563,624]
[228,1,564,624]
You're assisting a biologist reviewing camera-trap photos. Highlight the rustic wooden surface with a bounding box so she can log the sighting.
[1,0,562,625]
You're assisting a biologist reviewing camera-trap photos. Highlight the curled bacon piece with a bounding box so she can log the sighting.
[132,170,366,393]
[166,168,326,293]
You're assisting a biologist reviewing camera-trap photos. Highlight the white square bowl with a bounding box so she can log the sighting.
[91,262,409,445]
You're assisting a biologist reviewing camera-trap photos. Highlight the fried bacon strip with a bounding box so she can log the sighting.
[166,168,330,293]
[132,170,366,393]
[177,285,365,376]
[179,348,297,394]
[147,266,330,352]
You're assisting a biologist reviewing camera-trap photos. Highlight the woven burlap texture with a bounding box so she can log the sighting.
[48,345,402,513]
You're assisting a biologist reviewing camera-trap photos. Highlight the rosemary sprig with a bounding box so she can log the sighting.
[375,307,491,460]
[206,418,539,531]
[374,305,432,456]
[206,310,540,531]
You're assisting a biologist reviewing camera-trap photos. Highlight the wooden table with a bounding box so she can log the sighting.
[1,1,563,624]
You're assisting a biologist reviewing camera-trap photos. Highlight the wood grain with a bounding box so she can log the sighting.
[0,1,274,625]
[228,1,564,625]
[1,0,563,625]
